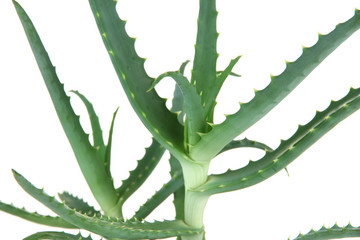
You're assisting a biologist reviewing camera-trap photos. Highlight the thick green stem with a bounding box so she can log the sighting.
[180,160,210,240]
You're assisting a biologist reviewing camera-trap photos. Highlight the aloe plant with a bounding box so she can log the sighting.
[1,0,360,239]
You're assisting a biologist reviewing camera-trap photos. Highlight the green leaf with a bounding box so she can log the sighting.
[12,170,202,239]
[190,9,360,162]
[204,56,241,117]
[0,201,76,229]
[116,138,166,206]
[71,90,106,161]
[150,72,206,149]
[24,231,94,240]
[12,0,119,215]
[218,137,273,154]
[171,60,190,125]
[196,87,360,195]
[292,223,360,240]
[191,0,218,120]
[104,107,119,177]
[88,0,187,162]
[131,170,183,221]
[172,84,186,125]
[58,192,101,217]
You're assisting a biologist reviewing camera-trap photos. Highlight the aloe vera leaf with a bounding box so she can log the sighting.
[88,0,187,161]
[218,137,273,154]
[191,0,218,121]
[24,231,94,240]
[58,192,101,217]
[131,171,183,221]
[0,201,76,228]
[292,223,360,240]
[169,154,185,221]
[172,84,186,125]
[216,71,242,78]
[104,107,119,176]
[150,72,205,148]
[71,90,106,161]
[116,138,166,205]
[12,170,201,239]
[195,87,360,195]
[203,56,241,117]
[190,9,360,162]
[171,61,190,125]
[12,1,119,215]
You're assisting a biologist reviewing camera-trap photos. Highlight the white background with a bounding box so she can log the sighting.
[1,0,360,239]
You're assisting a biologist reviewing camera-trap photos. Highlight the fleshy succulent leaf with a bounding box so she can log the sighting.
[104,107,119,177]
[204,56,241,117]
[218,137,273,155]
[116,138,166,206]
[88,0,187,161]
[150,71,206,149]
[196,87,360,195]
[58,192,101,217]
[0,201,77,228]
[172,84,186,125]
[190,9,360,162]
[171,60,191,125]
[12,170,201,239]
[24,231,94,240]
[191,0,218,121]
[131,169,183,221]
[71,90,106,161]
[12,0,119,215]
[292,223,360,240]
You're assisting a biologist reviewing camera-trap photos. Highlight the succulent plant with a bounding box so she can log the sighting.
[1,0,360,239]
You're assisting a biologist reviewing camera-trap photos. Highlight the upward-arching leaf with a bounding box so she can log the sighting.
[12,170,202,240]
[150,72,206,149]
[12,1,119,216]
[191,0,218,121]
[196,87,360,195]
[116,138,166,206]
[58,192,101,217]
[190,9,360,162]
[88,0,188,162]
[292,223,360,240]
[0,201,76,229]
[104,107,119,176]
[24,231,94,240]
[71,90,106,161]
[171,60,190,125]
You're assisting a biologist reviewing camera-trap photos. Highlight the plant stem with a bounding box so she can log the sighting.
[180,160,210,240]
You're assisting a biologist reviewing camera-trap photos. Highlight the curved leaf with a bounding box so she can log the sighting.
[71,90,106,161]
[0,201,76,228]
[150,72,205,149]
[204,56,241,116]
[116,138,166,206]
[131,170,183,221]
[88,0,187,162]
[218,137,273,154]
[13,170,201,239]
[24,231,94,240]
[190,9,360,162]
[12,0,118,215]
[104,107,119,176]
[196,87,360,195]
[292,223,360,240]
[58,192,101,217]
